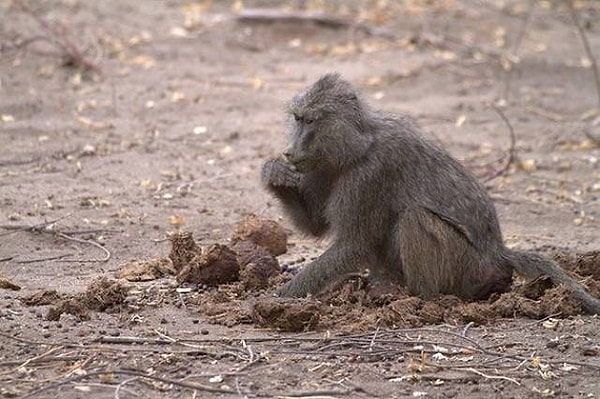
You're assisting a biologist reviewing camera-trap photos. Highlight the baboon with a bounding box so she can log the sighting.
[261,73,600,314]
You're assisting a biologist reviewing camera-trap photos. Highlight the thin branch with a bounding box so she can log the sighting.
[568,0,600,108]
[114,377,139,399]
[0,214,110,262]
[0,356,81,368]
[502,0,536,101]
[11,0,101,73]
[278,388,358,397]
[235,8,398,40]
[484,105,517,183]
[0,213,73,237]
[21,369,236,399]
[465,367,521,385]
[16,254,74,264]
[56,232,111,263]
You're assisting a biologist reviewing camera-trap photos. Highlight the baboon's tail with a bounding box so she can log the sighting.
[503,249,600,315]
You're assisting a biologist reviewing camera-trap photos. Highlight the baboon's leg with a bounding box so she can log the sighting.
[396,207,511,299]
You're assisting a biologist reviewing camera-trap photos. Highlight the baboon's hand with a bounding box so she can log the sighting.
[278,278,310,298]
[278,264,321,298]
[261,158,301,188]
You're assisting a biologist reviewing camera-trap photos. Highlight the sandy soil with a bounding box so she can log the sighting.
[1,0,599,398]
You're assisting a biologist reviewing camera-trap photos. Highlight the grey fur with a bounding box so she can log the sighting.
[261,73,600,314]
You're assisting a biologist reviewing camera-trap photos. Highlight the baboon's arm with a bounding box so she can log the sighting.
[272,186,329,236]
[279,241,372,297]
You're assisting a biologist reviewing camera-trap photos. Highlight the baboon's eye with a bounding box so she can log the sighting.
[304,117,314,125]
[293,114,301,122]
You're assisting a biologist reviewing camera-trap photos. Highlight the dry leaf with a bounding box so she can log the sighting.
[231,0,243,12]
[171,91,186,103]
[581,57,592,69]
[519,159,537,172]
[288,38,301,48]
[170,26,189,38]
[127,55,156,69]
[128,31,152,46]
[182,1,212,30]
[74,114,113,130]
[434,50,457,61]
[0,277,21,291]
[542,318,559,329]
[251,76,264,90]
[98,373,116,384]
[37,64,55,77]
[193,126,208,135]
[365,76,383,87]
[169,214,186,227]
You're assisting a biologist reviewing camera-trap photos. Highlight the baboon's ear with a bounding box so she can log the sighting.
[316,72,341,90]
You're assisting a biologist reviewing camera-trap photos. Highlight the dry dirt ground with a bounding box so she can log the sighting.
[1,0,600,398]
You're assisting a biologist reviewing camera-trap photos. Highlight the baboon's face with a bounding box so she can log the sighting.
[283,109,327,172]
[284,74,369,171]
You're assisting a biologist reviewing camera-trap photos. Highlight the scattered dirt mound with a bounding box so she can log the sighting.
[177,244,240,286]
[23,235,598,330]
[80,277,128,312]
[252,298,321,332]
[491,287,580,319]
[572,251,600,280]
[0,276,21,291]
[169,228,282,290]
[233,240,281,290]
[116,257,176,281]
[185,250,599,332]
[516,275,554,299]
[21,278,128,321]
[21,290,64,306]
[231,214,288,256]
[169,231,201,272]
[554,250,600,279]
[46,300,90,321]
[189,289,254,327]
[553,251,600,298]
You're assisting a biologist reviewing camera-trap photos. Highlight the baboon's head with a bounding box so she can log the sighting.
[284,73,373,172]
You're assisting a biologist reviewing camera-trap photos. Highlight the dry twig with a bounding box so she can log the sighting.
[11,0,101,74]
[236,8,397,39]
[0,214,111,262]
[502,0,536,101]
[483,105,517,183]
[21,369,236,399]
[465,367,521,385]
[567,0,600,109]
